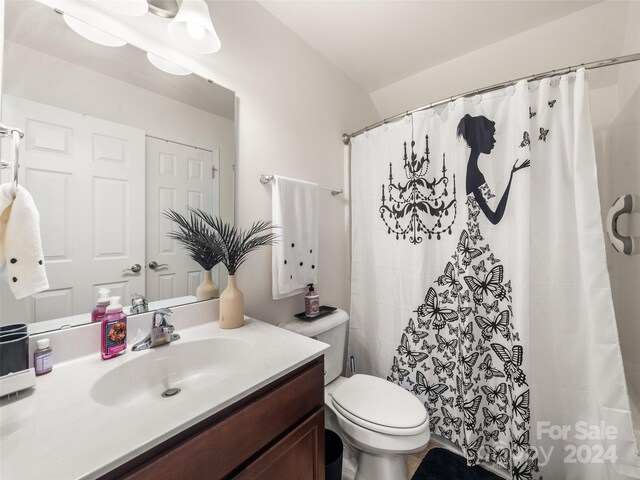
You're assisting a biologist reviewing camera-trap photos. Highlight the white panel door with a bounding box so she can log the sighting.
[145,137,218,301]
[0,95,145,323]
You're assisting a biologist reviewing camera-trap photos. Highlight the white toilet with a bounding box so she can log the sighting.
[280,309,430,480]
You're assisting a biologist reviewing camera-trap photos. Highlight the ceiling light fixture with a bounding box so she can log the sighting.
[146,52,192,75]
[147,0,179,19]
[62,14,127,47]
[168,0,221,54]
[102,0,149,17]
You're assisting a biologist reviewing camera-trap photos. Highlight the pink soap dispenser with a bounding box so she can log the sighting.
[101,296,127,360]
[91,288,110,323]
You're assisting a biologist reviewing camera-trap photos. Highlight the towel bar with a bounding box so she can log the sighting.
[260,174,343,196]
[0,125,23,192]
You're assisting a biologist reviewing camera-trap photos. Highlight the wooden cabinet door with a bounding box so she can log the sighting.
[235,409,325,480]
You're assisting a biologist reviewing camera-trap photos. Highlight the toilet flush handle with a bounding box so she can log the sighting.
[311,336,328,377]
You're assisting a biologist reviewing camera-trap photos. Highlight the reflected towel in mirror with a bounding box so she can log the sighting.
[272,175,319,299]
[0,184,49,299]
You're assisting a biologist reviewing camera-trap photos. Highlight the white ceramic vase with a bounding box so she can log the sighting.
[219,274,244,329]
[196,270,219,301]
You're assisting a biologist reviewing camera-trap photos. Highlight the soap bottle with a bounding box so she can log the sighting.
[91,288,111,323]
[34,338,53,376]
[305,284,320,317]
[101,296,127,360]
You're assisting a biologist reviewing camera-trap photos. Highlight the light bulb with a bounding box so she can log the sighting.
[168,0,221,54]
[186,22,205,40]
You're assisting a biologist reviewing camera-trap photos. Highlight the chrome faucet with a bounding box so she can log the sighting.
[131,308,180,351]
[130,293,148,315]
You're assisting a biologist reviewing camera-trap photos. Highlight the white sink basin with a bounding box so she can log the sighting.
[91,338,254,408]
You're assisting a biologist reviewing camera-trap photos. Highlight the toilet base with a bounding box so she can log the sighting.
[354,451,408,480]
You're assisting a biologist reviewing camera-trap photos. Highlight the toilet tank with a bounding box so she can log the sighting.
[279,309,349,385]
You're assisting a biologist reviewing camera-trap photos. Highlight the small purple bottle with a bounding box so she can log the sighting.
[34,339,53,376]
[101,296,127,360]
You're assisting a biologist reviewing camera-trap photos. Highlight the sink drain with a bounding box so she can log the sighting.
[161,387,181,398]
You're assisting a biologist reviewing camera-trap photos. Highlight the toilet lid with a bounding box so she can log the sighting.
[331,374,428,434]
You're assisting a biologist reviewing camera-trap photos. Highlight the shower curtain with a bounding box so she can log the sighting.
[350,70,639,479]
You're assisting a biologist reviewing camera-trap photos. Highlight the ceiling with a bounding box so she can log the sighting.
[258,0,600,92]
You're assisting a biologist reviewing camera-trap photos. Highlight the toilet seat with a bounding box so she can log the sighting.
[330,374,429,436]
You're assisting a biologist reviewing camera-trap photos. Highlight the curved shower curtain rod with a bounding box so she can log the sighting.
[342,52,640,145]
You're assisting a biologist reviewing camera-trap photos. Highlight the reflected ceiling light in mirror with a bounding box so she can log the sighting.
[168,0,221,54]
[62,14,127,47]
[102,0,149,17]
[146,52,192,75]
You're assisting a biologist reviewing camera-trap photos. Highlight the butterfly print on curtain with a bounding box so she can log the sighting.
[388,201,538,477]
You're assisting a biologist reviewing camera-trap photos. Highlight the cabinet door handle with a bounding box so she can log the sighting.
[148,261,168,270]
[123,263,142,273]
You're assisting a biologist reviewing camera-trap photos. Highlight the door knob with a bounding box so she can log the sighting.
[123,263,142,273]
[148,261,168,270]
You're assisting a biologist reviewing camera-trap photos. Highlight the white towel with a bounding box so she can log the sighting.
[0,185,49,299]
[272,176,319,299]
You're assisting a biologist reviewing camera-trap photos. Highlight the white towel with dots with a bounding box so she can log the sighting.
[0,184,49,299]
[272,176,319,300]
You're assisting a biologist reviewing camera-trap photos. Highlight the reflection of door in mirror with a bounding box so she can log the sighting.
[145,137,220,302]
[0,95,145,324]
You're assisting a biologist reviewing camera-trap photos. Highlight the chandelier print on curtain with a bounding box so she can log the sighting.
[388,113,539,479]
[379,135,457,244]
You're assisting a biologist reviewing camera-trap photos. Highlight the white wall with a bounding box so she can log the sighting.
[204,1,379,323]
[594,1,640,399]
[605,81,640,386]
[369,1,632,119]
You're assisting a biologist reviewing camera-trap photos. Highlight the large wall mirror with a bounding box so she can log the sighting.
[0,1,236,334]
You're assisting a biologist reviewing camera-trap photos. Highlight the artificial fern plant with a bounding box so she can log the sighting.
[165,208,277,275]
[164,209,225,271]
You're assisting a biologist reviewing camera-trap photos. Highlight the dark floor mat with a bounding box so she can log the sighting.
[411,448,503,480]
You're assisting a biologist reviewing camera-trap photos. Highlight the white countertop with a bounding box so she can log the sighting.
[0,317,328,480]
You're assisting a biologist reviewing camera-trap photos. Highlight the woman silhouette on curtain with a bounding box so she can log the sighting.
[457,114,530,225]
[389,113,538,478]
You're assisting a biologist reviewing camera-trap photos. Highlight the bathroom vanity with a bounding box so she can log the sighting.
[0,302,328,480]
[108,358,325,479]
